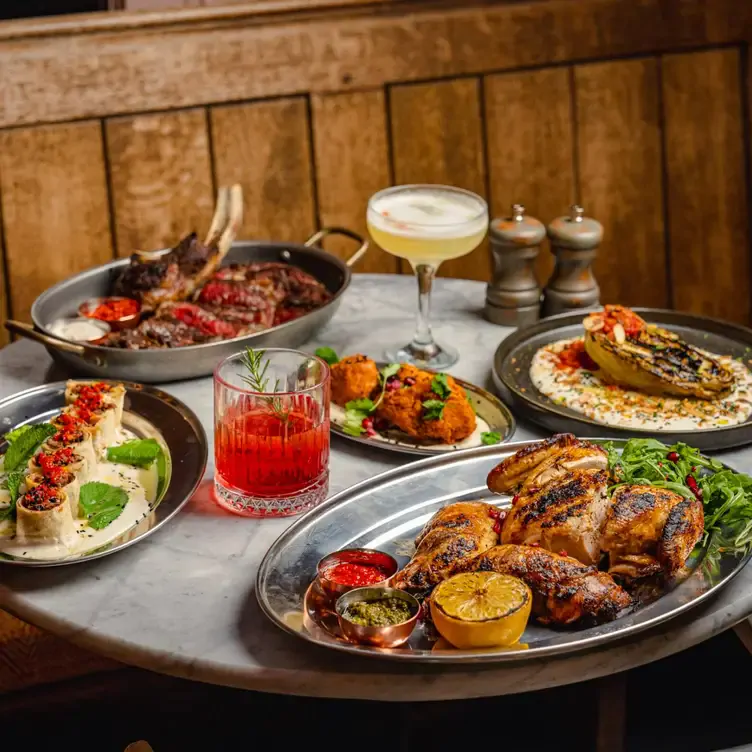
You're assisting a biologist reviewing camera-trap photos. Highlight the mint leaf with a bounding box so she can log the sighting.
[107,438,161,468]
[79,481,128,530]
[481,431,502,445]
[3,424,56,472]
[343,408,367,436]
[380,363,400,382]
[431,373,452,399]
[422,399,445,421]
[4,425,33,444]
[315,347,339,366]
[345,398,375,413]
[0,472,20,523]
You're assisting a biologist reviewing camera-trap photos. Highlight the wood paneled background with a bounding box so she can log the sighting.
[0,0,751,348]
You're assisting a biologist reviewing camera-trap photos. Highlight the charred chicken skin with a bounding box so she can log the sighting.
[600,484,704,582]
[501,468,611,566]
[391,501,498,597]
[465,544,632,626]
[487,434,607,494]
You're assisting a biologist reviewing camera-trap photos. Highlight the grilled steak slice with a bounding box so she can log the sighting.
[105,317,220,349]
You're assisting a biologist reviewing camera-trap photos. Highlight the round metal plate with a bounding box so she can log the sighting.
[257,438,751,663]
[492,308,752,451]
[330,369,516,456]
[0,381,207,566]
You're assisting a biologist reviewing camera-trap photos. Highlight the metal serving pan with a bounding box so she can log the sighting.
[257,439,750,663]
[0,380,207,566]
[5,227,366,384]
[492,308,752,451]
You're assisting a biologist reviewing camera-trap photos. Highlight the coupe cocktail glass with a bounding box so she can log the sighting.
[367,184,488,369]
[213,348,330,518]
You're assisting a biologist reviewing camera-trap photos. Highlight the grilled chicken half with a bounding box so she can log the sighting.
[501,468,611,566]
[583,305,734,400]
[601,484,704,582]
[465,544,632,626]
[487,434,607,494]
[391,502,498,597]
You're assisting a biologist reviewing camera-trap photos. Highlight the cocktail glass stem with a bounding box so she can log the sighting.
[410,264,440,361]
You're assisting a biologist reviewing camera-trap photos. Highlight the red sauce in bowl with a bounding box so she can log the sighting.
[318,549,398,594]
[323,562,391,588]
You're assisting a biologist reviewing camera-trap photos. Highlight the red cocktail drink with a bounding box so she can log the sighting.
[213,349,330,517]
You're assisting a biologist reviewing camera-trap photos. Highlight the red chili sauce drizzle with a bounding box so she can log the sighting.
[21,484,63,512]
[323,562,390,588]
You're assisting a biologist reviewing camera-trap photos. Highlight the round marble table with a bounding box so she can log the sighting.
[1,274,751,701]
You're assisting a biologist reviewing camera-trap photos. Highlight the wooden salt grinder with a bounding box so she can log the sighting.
[484,204,545,327]
[541,205,602,317]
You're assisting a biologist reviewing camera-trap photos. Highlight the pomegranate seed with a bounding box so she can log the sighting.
[492,519,502,534]
[691,466,697,472]
[386,379,402,392]
[498,510,507,520]
[558,550,568,557]
[488,507,501,519]
[362,417,373,429]
[512,494,520,505]
[366,427,377,437]
[667,451,680,462]
[404,377,416,386]
[530,542,540,548]
[658,462,663,467]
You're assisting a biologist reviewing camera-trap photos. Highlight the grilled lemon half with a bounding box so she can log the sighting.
[430,572,531,649]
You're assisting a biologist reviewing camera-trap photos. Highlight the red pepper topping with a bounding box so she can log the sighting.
[667,451,680,462]
[20,483,63,511]
[83,297,139,322]
[555,340,599,371]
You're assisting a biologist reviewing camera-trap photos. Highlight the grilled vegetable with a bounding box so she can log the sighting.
[582,305,734,400]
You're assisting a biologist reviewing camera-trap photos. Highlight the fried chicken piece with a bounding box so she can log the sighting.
[601,484,704,582]
[391,501,499,597]
[466,544,632,626]
[377,365,476,443]
[330,355,380,407]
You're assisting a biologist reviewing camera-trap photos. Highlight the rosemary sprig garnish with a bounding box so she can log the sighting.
[239,348,289,421]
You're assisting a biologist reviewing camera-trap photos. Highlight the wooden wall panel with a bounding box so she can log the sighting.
[484,68,576,285]
[0,123,113,323]
[662,49,749,323]
[210,98,316,244]
[389,78,489,280]
[106,109,215,256]
[0,226,8,347]
[575,58,668,307]
[311,90,396,274]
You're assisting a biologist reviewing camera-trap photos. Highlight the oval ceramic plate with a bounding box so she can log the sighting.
[0,381,207,566]
[330,365,516,455]
[493,308,752,451]
[257,439,751,664]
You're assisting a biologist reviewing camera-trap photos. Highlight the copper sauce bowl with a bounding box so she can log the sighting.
[317,548,399,599]
[78,296,142,331]
[335,586,420,648]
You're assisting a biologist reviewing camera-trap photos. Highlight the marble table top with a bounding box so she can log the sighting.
[1,274,751,701]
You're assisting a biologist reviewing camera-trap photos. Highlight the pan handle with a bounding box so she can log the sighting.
[304,227,369,268]
[4,320,105,365]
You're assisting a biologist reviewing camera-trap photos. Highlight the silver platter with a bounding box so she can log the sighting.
[330,368,516,456]
[257,439,751,663]
[0,381,207,566]
[492,308,752,451]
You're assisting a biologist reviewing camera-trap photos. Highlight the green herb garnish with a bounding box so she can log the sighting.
[342,364,399,436]
[239,347,289,421]
[0,471,22,523]
[481,431,502,445]
[79,481,129,530]
[422,399,446,421]
[431,373,451,399]
[2,424,56,473]
[603,438,752,573]
[107,438,161,468]
[315,347,339,366]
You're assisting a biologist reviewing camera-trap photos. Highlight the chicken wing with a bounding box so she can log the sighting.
[501,469,611,565]
[600,484,704,582]
[391,501,498,596]
[465,544,632,626]
[487,434,607,494]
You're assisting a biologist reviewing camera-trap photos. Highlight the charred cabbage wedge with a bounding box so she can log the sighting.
[583,305,734,400]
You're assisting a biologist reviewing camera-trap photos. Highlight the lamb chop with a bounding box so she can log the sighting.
[112,185,243,312]
[465,544,632,627]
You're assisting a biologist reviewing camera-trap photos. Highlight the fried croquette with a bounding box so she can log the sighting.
[376,364,476,443]
[330,354,380,406]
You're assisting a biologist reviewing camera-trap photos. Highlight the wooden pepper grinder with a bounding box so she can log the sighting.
[484,204,545,327]
[541,205,602,317]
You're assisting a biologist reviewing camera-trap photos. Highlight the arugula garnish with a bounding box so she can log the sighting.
[107,438,161,468]
[422,399,445,421]
[2,423,56,473]
[430,373,451,399]
[481,431,502,445]
[79,482,129,530]
[315,347,339,366]
[342,363,400,436]
[603,438,752,572]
